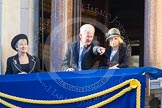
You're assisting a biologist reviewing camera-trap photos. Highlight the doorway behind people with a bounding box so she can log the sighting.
[81,0,144,68]
[38,0,144,71]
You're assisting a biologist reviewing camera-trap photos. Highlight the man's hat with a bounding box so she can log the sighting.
[105,28,124,41]
[11,34,28,51]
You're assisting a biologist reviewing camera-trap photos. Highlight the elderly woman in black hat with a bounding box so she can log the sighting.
[5,34,40,74]
[99,28,129,69]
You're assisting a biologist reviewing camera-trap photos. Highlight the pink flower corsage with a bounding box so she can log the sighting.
[105,60,110,66]
[14,60,17,64]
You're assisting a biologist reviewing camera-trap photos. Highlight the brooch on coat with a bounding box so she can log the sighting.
[105,60,110,66]
[14,60,17,64]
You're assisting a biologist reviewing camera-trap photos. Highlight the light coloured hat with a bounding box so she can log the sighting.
[105,28,124,41]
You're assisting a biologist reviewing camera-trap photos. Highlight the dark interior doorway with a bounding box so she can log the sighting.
[81,0,144,67]
[39,0,51,71]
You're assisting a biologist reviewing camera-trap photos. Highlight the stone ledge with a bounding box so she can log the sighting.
[151,78,162,89]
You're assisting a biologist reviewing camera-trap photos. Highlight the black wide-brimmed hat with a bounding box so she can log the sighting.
[105,28,124,41]
[11,34,28,51]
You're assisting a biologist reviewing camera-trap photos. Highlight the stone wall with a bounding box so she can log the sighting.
[144,0,162,69]
[0,0,39,74]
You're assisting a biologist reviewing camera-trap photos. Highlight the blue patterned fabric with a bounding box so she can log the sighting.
[0,67,162,108]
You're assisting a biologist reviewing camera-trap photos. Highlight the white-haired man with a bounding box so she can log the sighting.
[62,24,105,71]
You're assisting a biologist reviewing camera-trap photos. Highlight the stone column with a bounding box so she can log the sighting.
[20,0,39,56]
[160,94,162,108]
[0,0,2,74]
[50,0,73,71]
[0,0,39,74]
[144,0,162,69]
[0,0,21,74]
